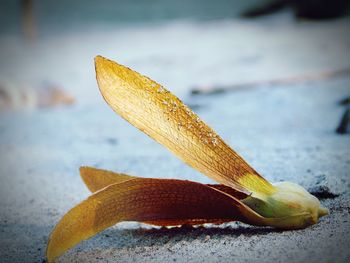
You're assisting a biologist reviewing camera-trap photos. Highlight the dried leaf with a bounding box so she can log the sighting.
[95,56,274,194]
[46,178,261,263]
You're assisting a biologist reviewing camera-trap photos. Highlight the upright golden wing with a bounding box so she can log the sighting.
[95,56,275,195]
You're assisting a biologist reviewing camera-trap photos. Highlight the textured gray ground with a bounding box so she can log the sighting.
[0,77,349,263]
[1,16,350,263]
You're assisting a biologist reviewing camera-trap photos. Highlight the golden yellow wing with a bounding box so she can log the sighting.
[95,56,275,195]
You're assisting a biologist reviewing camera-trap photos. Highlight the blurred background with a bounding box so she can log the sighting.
[0,0,349,109]
[1,1,350,262]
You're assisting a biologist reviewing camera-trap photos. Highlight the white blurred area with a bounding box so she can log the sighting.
[0,0,350,108]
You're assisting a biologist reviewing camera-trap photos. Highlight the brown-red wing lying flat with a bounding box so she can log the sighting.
[95,56,274,194]
[46,178,257,263]
[80,166,136,192]
[208,184,248,200]
[80,166,249,200]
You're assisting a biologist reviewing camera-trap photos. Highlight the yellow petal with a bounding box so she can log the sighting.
[95,56,274,194]
[46,178,262,262]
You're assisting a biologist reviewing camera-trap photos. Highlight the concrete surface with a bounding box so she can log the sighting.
[0,77,349,263]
